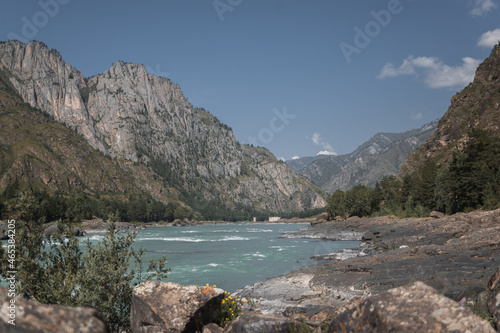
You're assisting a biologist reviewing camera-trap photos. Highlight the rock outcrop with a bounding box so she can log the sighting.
[0,287,107,333]
[400,45,500,177]
[130,281,224,333]
[328,281,496,333]
[488,266,500,330]
[0,40,326,213]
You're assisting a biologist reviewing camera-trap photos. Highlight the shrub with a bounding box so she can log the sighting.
[0,190,170,333]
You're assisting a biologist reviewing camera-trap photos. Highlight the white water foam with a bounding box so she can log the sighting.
[137,236,250,242]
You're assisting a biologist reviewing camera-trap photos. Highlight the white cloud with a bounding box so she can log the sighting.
[378,56,481,89]
[470,0,496,16]
[291,156,300,160]
[411,112,423,120]
[317,150,337,156]
[311,132,337,155]
[311,132,321,145]
[477,28,500,48]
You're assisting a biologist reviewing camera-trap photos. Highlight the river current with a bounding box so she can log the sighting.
[86,223,359,292]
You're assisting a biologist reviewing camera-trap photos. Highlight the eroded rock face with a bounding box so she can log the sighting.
[328,281,496,333]
[0,287,107,333]
[400,45,500,177]
[130,281,224,333]
[487,266,500,330]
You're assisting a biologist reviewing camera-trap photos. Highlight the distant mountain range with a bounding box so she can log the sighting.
[0,41,326,216]
[287,120,438,193]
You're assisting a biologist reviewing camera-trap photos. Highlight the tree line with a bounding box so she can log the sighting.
[326,128,500,219]
[0,186,192,223]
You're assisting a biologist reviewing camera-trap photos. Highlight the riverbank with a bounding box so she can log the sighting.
[80,218,316,233]
[236,209,500,316]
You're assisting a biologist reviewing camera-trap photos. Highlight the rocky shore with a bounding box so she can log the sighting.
[233,209,500,330]
[1,210,499,332]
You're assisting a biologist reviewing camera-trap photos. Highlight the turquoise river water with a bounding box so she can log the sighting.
[86,223,359,292]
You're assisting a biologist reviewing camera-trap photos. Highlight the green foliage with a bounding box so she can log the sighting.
[0,190,170,333]
[326,128,500,219]
[326,190,346,218]
[0,185,187,223]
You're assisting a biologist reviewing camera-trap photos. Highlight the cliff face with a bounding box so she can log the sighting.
[288,121,437,193]
[0,41,325,213]
[0,67,143,198]
[400,45,500,176]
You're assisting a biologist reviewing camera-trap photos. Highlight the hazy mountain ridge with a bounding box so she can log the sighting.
[0,40,325,213]
[287,120,438,193]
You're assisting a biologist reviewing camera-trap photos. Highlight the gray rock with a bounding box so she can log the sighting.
[234,273,352,315]
[328,281,495,333]
[430,210,445,218]
[224,313,298,333]
[487,266,500,330]
[43,222,86,238]
[311,247,373,260]
[0,221,8,240]
[202,323,224,333]
[0,286,107,333]
[43,222,60,238]
[203,323,224,333]
[130,281,224,333]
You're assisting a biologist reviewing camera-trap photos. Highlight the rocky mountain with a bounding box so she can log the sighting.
[400,44,500,177]
[287,120,438,193]
[0,40,325,215]
[0,69,142,198]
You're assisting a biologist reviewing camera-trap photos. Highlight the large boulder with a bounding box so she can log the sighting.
[487,266,500,330]
[224,313,299,333]
[328,281,495,333]
[131,281,224,333]
[0,287,107,332]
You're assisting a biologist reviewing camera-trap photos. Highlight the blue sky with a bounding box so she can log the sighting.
[1,0,499,160]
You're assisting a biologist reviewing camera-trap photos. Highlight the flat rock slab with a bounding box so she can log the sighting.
[131,281,224,333]
[224,313,299,333]
[295,209,500,302]
[328,281,496,333]
[234,273,338,315]
[0,287,107,333]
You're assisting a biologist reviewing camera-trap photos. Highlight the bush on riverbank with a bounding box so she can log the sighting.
[0,190,170,333]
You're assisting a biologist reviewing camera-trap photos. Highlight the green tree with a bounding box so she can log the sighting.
[447,128,500,212]
[326,190,346,219]
[345,185,374,217]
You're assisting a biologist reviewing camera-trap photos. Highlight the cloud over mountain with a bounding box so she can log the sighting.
[378,56,481,89]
